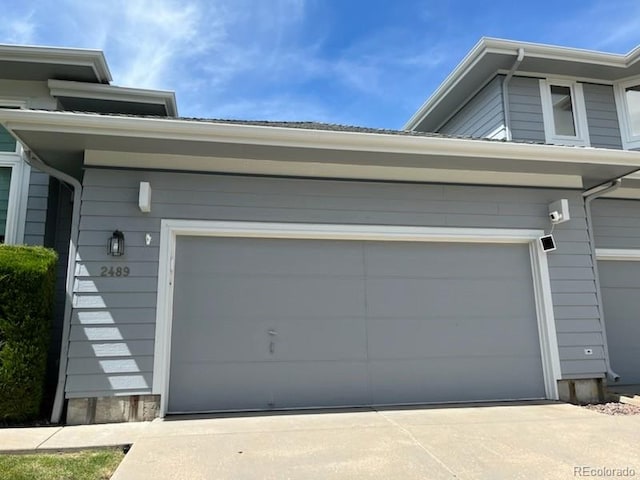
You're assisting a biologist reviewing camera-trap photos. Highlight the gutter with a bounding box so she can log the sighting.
[582,179,623,384]
[4,109,640,168]
[502,48,525,141]
[23,151,82,424]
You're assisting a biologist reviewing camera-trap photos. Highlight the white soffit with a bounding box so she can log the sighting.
[48,80,178,116]
[85,150,583,188]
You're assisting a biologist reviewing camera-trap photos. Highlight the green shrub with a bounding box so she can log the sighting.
[0,245,57,422]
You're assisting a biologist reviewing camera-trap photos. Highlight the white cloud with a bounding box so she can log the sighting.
[548,1,640,53]
[57,0,224,89]
[207,96,333,122]
[0,0,450,125]
[0,14,36,45]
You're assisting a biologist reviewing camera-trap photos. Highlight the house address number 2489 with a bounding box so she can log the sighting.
[100,266,130,277]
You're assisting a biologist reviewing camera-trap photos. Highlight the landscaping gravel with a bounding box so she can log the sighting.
[584,402,640,415]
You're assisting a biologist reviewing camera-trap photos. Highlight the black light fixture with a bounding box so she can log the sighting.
[108,230,125,256]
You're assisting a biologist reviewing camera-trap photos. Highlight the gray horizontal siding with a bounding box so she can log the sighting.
[67,168,603,398]
[23,168,49,245]
[439,76,506,139]
[591,199,640,249]
[507,76,545,143]
[583,83,623,149]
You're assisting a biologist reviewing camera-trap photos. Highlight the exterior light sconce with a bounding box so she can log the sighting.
[139,182,152,213]
[108,230,125,256]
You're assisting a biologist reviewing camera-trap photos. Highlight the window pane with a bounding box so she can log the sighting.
[625,86,640,136]
[0,124,16,152]
[0,167,11,243]
[550,85,576,136]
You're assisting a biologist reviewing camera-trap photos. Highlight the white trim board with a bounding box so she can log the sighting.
[0,153,30,244]
[0,99,31,244]
[152,220,561,417]
[596,248,640,261]
[613,76,640,150]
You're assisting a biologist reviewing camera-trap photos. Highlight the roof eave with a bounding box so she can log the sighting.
[0,44,112,83]
[2,109,640,170]
[48,80,178,116]
[403,37,640,132]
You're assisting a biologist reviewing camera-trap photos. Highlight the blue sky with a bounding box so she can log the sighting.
[2,0,640,129]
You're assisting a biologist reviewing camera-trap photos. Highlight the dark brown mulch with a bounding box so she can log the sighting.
[583,402,640,415]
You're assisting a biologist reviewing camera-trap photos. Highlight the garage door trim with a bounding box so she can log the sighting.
[153,220,561,417]
[596,248,640,262]
[596,248,640,384]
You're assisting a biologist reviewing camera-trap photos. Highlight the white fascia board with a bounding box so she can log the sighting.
[48,80,177,116]
[482,38,628,67]
[0,44,111,83]
[4,109,640,170]
[404,37,640,131]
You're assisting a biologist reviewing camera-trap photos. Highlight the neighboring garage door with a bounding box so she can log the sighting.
[599,261,640,385]
[167,236,546,413]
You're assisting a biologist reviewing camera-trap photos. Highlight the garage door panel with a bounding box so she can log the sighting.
[177,237,365,276]
[365,278,534,318]
[269,317,368,361]
[169,361,370,412]
[599,263,640,288]
[598,261,640,385]
[174,317,369,363]
[177,276,366,319]
[266,361,370,408]
[364,243,530,278]
[171,317,275,363]
[369,356,545,405]
[367,316,542,359]
[168,362,274,412]
[169,236,546,413]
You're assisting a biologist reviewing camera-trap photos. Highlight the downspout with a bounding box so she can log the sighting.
[583,179,622,384]
[24,151,82,423]
[502,48,525,141]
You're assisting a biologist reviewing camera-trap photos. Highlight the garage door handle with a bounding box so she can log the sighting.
[268,330,277,354]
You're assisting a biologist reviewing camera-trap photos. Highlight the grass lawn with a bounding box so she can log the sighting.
[0,448,125,480]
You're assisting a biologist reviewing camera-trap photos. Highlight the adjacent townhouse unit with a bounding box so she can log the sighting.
[1,38,639,425]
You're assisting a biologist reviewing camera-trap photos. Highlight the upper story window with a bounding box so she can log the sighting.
[539,79,590,147]
[614,78,640,149]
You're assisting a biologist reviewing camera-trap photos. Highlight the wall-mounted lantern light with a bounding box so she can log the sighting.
[108,230,125,256]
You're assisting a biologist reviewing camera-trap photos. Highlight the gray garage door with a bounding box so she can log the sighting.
[599,261,640,385]
[168,236,546,413]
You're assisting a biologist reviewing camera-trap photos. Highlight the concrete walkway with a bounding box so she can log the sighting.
[2,402,640,479]
[0,421,147,453]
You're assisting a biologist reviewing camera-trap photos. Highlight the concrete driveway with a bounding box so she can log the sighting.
[111,401,640,480]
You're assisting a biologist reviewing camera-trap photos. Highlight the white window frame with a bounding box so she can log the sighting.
[0,100,30,244]
[152,219,562,417]
[613,76,640,150]
[539,79,591,147]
